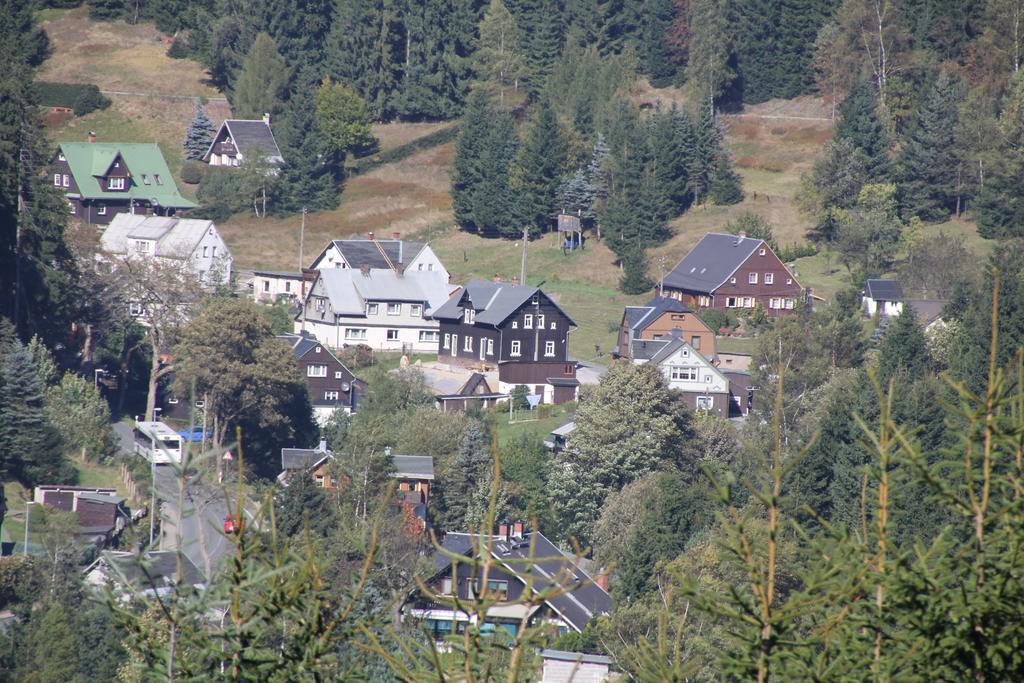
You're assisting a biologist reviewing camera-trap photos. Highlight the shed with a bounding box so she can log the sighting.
[540,649,614,683]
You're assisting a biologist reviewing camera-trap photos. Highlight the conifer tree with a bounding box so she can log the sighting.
[556,168,597,223]
[510,0,564,94]
[514,98,568,235]
[275,76,339,214]
[275,472,337,539]
[709,146,744,205]
[642,0,679,86]
[587,133,612,221]
[87,0,128,22]
[443,422,492,531]
[835,79,891,178]
[733,0,778,103]
[975,73,1024,239]
[897,72,963,221]
[474,0,528,108]
[231,32,288,120]
[0,340,70,486]
[620,249,655,294]
[183,102,216,161]
[690,97,719,204]
[878,305,931,384]
[323,0,400,118]
[648,105,694,216]
[684,0,736,103]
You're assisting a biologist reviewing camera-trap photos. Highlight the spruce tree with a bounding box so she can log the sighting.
[975,73,1024,239]
[709,147,744,205]
[514,98,568,235]
[647,105,694,216]
[690,97,718,204]
[395,0,475,119]
[231,32,289,119]
[733,0,778,103]
[620,249,655,294]
[183,102,216,161]
[556,168,597,223]
[642,0,679,87]
[443,422,492,531]
[452,91,493,231]
[473,0,528,109]
[275,474,337,539]
[0,340,69,486]
[878,306,931,384]
[511,0,564,94]
[835,79,891,179]
[897,72,963,221]
[87,0,128,22]
[323,0,400,118]
[275,76,339,214]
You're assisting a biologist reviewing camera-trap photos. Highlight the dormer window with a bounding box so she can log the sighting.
[154,174,163,185]
[464,308,475,324]
[108,177,126,190]
[142,174,151,185]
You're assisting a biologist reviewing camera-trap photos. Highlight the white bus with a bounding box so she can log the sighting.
[133,421,183,464]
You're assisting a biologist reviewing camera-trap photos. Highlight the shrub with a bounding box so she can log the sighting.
[777,242,818,262]
[180,160,207,185]
[338,344,374,369]
[36,82,111,116]
[699,309,735,334]
[167,34,190,59]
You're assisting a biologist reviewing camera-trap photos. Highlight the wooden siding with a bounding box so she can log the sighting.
[618,310,717,358]
[664,246,804,315]
[298,345,358,411]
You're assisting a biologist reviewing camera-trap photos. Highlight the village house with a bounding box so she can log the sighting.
[401,523,612,641]
[278,443,434,501]
[661,233,806,314]
[617,296,717,361]
[310,234,450,281]
[432,279,579,404]
[202,116,283,167]
[278,332,363,423]
[34,484,131,546]
[298,266,453,353]
[84,550,204,600]
[252,268,316,304]
[863,279,904,317]
[52,139,196,224]
[434,372,507,412]
[100,214,233,289]
[631,333,732,417]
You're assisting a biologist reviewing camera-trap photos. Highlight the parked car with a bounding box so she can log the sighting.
[177,426,212,442]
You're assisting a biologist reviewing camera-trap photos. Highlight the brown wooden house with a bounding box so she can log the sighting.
[661,233,807,314]
[617,296,717,361]
[278,332,364,424]
[432,279,579,404]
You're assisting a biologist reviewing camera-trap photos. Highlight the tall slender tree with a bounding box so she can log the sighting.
[232,32,289,119]
[514,98,568,234]
[474,0,528,108]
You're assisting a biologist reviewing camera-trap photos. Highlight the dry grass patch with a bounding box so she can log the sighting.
[371,121,455,153]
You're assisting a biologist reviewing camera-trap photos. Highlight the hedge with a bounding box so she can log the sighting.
[36,81,111,116]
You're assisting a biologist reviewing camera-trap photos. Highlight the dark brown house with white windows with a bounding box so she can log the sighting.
[432,279,579,404]
[278,332,364,424]
[661,233,807,314]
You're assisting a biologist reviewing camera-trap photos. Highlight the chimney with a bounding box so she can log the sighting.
[392,231,400,240]
[360,261,370,276]
[512,520,524,538]
[594,569,610,592]
[368,231,375,241]
[263,112,271,125]
[87,131,97,143]
[395,261,405,277]
[317,439,328,452]
[498,518,510,540]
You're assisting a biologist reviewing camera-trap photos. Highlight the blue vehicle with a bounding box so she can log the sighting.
[177,426,212,442]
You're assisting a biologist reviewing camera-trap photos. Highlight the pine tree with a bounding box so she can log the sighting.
[0,340,70,486]
[733,0,778,103]
[87,0,128,22]
[647,105,694,216]
[443,422,492,530]
[835,79,891,179]
[509,0,564,94]
[775,0,838,98]
[231,32,289,119]
[324,0,401,119]
[474,0,528,109]
[251,0,333,73]
[690,96,718,204]
[878,306,931,384]
[183,102,216,161]
[897,72,963,221]
[709,146,744,205]
[975,73,1024,239]
[275,473,337,539]
[556,168,597,223]
[514,98,568,235]
[684,0,736,103]
[587,133,612,221]
[620,248,655,294]
[642,0,679,87]
[275,76,339,214]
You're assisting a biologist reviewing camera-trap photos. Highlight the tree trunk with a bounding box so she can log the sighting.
[146,344,161,421]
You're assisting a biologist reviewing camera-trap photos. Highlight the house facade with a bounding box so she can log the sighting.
[52,141,195,224]
[633,336,732,417]
[252,269,314,304]
[202,116,283,167]
[310,235,450,282]
[617,296,717,361]
[661,233,805,314]
[435,373,507,411]
[278,332,363,423]
[402,527,612,641]
[298,267,453,352]
[432,280,579,404]
[100,214,233,288]
[863,279,904,317]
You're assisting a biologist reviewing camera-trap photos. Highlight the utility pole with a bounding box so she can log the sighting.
[299,207,307,334]
[519,225,528,285]
[298,207,307,272]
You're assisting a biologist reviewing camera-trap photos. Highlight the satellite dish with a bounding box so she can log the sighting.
[342,382,351,392]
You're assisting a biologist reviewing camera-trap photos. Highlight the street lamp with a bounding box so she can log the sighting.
[94,368,107,388]
[23,501,37,556]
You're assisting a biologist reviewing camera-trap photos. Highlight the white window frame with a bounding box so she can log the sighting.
[765,273,774,284]
[334,371,343,379]
[524,314,533,329]
[696,396,713,411]
[743,297,753,308]
[203,246,209,258]
[487,338,494,355]
[443,333,450,349]
[97,204,107,216]
[786,278,793,285]
[410,304,422,317]
[759,248,767,256]
[315,298,326,312]
[419,330,439,343]
[325,391,340,401]
[550,321,557,330]
[463,335,473,352]
[345,328,368,340]
[510,340,521,357]
[387,303,401,316]
[785,298,795,310]
[726,297,737,308]
[511,321,518,329]
[307,364,327,378]
[386,329,400,341]
[129,302,145,316]
[464,308,475,324]
[108,177,126,190]
[62,174,70,188]
[53,173,61,187]
[544,341,555,357]
[748,272,758,284]
[537,314,545,329]
[730,277,737,284]
[366,303,379,315]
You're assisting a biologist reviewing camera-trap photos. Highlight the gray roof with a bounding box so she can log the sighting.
[432,279,576,327]
[550,421,576,437]
[434,532,612,633]
[313,239,427,270]
[865,279,903,302]
[662,233,765,293]
[624,296,693,335]
[99,550,204,589]
[630,338,670,360]
[101,214,227,261]
[216,119,283,163]
[76,492,126,505]
[253,270,303,278]
[392,455,434,480]
[541,649,614,666]
[905,298,946,325]
[280,447,332,471]
[277,332,358,376]
[316,268,452,316]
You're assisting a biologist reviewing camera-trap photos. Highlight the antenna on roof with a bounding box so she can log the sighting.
[519,225,528,286]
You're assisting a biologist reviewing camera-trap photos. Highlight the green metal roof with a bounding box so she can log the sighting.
[58,142,196,208]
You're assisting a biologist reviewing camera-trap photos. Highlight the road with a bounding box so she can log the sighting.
[114,421,232,579]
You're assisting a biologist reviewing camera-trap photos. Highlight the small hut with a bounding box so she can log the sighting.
[557,213,583,252]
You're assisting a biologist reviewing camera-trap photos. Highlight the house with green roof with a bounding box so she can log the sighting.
[52,140,196,225]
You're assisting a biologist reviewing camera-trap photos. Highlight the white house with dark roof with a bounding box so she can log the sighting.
[100,214,232,287]
[863,279,904,317]
[203,116,283,167]
[632,334,731,417]
[310,235,449,282]
[298,267,455,352]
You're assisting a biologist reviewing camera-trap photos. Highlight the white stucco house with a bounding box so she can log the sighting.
[297,266,455,353]
[863,279,904,318]
[100,214,232,287]
[310,235,449,282]
[632,334,732,418]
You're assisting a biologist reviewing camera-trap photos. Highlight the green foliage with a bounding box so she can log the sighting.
[835,79,891,179]
[231,32,288,120]
[726,212,777,250]
[45,371,116,463]
[798,137,869,241]
[315,78,376,164]
[182,102,215,161]
[619,249,655,294]
[474,0,528,107]
[440,421,494,530]
[275,472,338,539]
[179,159,207,185]
[500,434,554,529]
[975,72,1024,239]
[34,81,111,116]
[685,0,736,103]
[834,183,904,277]
[274,79,339,214]
[878,305,932,383]
[514,98,569,235]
